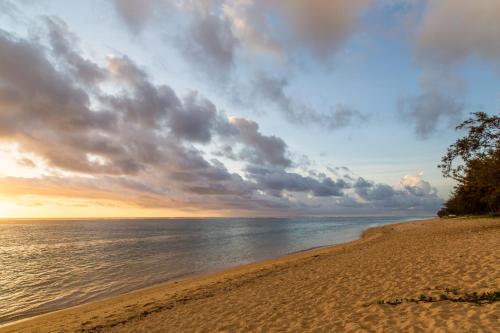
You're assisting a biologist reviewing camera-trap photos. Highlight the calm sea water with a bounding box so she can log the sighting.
[0,216,428,324]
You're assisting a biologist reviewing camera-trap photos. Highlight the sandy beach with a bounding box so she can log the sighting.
[2,217,498,333]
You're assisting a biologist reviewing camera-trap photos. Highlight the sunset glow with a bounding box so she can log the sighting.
[0,0,498,218]
[0,2,498,332]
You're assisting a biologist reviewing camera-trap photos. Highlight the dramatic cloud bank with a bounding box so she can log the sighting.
[111,0,371,131]
[109,0,500,141]
[0,16,442,216]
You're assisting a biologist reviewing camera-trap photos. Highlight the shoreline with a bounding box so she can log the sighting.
[0,243,331,328]
[1,217,395,327]
[1,216,423,326]
[2,217,498,332]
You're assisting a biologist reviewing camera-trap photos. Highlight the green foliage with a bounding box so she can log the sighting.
[439,112,500,216]
[377,290,500,306]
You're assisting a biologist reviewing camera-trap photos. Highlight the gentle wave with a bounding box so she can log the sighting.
[0,216,428,324]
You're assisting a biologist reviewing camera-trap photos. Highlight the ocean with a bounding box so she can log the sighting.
[0,216,428,324]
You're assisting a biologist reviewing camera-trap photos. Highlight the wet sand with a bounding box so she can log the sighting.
[2,217,499,332]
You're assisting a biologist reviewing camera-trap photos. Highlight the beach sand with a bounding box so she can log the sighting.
[2,217,499,332]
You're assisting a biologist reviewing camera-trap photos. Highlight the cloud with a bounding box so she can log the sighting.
[112,0,165,33]
[0,25,219,177]
[416,0,500,67]
[110,1,371,130]
[222,0,371,57]
[269,0,371,56]
[395,0,500,139]
[354,173,442,212]
[113,0,372,59]
[106,54,149,85]
[399,173,435,197]
[158,1,241,79]
[252,73,368,129]
[170,93,219,143]
[180,10,239,75]
[325,105,370,130]
[398,91,464,139]
[45,17,107,85]
[0,16,442,216]
[229,117,292,167]
[0,21,274,212]
[0,28,127,174]
[104,54,227,143]
[221,0,282,55]
[171,0,372,67]
[246,165,348,198]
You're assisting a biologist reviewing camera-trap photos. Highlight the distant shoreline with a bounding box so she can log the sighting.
[2,217,498,332]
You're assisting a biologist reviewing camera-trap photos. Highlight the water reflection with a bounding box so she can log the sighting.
[0,216,426,324]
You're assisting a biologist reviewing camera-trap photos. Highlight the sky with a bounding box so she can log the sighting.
[0,0,498,218]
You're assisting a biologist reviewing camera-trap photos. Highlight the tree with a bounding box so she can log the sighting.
[438,112,500,215]
[439,112,500,181]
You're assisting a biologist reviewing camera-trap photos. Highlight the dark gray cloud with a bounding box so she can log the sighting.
[170,93,217,143]
[105,54,225,143]
[213,144,238,160]
[0,28,128,174]
[357,183,395,201]
[353,177,372,191]
[398,92,464,139]
[212,117,293,168]
[246,165,348,198]
[229,118,291,167]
